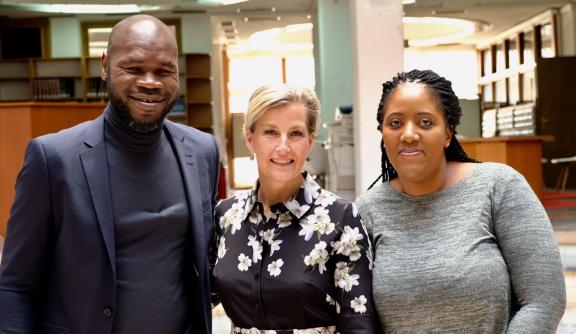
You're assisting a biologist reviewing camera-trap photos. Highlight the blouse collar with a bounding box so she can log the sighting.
[239,172,322,221]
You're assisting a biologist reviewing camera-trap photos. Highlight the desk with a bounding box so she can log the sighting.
[0,102,104,236]
[459,135,553,201]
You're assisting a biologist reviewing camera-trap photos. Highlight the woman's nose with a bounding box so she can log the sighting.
[276,135,290,153]
[400,123,419,143]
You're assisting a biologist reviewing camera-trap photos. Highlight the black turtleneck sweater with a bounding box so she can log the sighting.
[104,108,191,333]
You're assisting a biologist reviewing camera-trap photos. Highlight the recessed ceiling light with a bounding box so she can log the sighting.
[403,16,478,47]
[196,0,249,5]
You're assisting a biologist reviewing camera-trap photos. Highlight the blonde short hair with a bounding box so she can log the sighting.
[243,84,320,136]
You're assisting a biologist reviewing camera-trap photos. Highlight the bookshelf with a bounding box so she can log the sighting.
[0,53,214,131]
[84,57,107,101]
[33,58,84,101]
[185,53,213,133]
[476,9,576,187]
[0,59,32,101]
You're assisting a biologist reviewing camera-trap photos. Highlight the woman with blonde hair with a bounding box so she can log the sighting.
[211,84,378,333]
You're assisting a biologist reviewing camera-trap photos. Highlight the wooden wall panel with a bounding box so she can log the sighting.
[0,102,104,235]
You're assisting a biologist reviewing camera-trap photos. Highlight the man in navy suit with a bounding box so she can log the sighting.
[0,14,219,333]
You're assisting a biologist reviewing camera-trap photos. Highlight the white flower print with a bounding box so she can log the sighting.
[217,236,227,259]
[277,211,292,228]
[220,200,245,233]
[302,180,316,204]
[286,198,310,218]
[334,261,360,292]
[304,241,330,274]
[331,225,364,261]
[267,210,278,222]
[235,190,251,201]
[294,327,336,334]
[299,209,335,241]
[351,202,359,217]
[248,206,262,225]
[247,235,263,264]
[351,295,368,314]
[269,238,283,256]
[315,190,338,207]
[325,294,341,315]
[303,176,322,201]
[312,207,335,235]
[237,253,252,272]
[260,228,275,243]
[299,218,316,241]
[267,259,284,277]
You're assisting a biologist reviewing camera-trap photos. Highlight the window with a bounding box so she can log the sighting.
[481,49,491,77]
[522,30,534,65]
[508,38,519,68]
[540,23,554,58]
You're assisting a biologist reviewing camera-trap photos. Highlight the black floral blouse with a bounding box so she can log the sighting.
[212,173,378,333]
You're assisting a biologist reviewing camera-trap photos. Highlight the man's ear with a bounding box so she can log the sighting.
[101,52,108,81]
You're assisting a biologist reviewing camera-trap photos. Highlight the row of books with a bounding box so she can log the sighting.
[86,78,107,99]
[32,78,77,100]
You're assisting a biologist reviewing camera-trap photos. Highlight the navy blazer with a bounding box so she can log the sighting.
[0,111,220,333]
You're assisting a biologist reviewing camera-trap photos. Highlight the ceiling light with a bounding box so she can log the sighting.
[196,0,250,5]
[402,0,416,4]
[403,16,477,47]
[4,3,142,13]
[286,23,313,33]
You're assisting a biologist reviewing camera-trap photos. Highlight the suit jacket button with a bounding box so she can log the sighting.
[103,308,113,317]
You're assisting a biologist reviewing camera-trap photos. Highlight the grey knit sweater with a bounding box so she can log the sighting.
[357,162,566,333]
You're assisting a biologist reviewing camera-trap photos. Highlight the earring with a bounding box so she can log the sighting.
[445,142,450,148]
[306,156,311,162]
[249,154,255,160]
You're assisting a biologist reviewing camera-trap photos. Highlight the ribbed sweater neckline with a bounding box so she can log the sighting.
[104,106,164,153]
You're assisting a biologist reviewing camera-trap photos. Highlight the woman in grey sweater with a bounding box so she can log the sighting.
[357,69,566,333]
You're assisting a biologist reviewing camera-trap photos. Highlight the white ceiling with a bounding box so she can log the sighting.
[0,0,574,46]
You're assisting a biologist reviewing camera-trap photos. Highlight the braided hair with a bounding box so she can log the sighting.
[368,69,478,189]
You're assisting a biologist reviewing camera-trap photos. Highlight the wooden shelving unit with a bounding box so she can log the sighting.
[0,53,214,131]
[0,59,32,101]
[84,57,107,102]
[184,53,213,133]
[32,58,84,101]
[476,9,576,187]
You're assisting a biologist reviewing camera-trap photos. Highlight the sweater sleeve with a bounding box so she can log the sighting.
[492,168,566,333]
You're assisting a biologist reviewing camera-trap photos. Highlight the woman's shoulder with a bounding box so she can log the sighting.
[470,162,525,184]
[216,190,252,212]
[356,182,389,209]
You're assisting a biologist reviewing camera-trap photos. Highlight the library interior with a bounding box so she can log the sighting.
[1,0,576,332]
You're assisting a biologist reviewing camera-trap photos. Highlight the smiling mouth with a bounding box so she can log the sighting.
[131,96,164,104]
[271,158,294,165]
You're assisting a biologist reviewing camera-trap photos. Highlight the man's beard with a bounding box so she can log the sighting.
[106,80,176,134]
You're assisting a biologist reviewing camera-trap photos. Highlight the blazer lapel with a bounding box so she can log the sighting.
[166,123,205,271]
[79,114,116,279]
